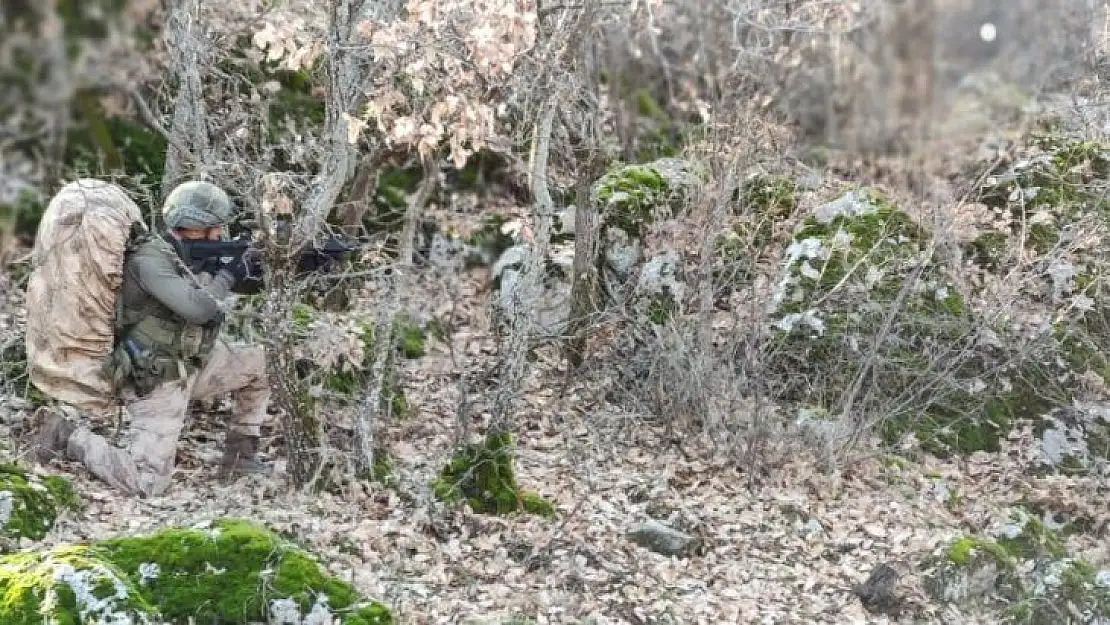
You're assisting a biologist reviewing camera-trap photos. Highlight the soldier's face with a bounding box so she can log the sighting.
[175,227,222,241]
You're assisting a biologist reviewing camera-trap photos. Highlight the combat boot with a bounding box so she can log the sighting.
[219,431,270,476]
[25,406,77,464]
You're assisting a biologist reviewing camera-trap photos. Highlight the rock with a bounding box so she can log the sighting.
[594,157,704,241]
[602,227,641,280]
[490,244,572,335]
[634,250,685,324]
[0,463,78,546]
[1032,404,1109,475]
[922,510,1110,623]
[627,519,696,557]
[766,187,1074,457]
[811,190,877,224]
[854,562,902,616]
[0,518,392,624]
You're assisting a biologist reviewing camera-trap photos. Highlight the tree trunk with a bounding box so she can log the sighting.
[489,99,559,431]
[160,0,211,199]
[564,37,604,369]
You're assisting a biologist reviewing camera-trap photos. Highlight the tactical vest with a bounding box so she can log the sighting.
[104,230,222,396]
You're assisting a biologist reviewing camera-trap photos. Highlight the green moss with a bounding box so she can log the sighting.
[362,447,396,487]
[946,535,1015,568]
[268,88,326,134]
[886,354,1068,457]
[518,492,556,518]
[626,88,685,161]
[636,125,684,162]
[0,519,392,624]
[213,38,327,165]
[392,316,427,359]
[1005,557,1110,624]
[292,302,316,330]
[362,162,423,235]
[931,514,1110,623]
[634,88,667,120]
[973,133,1110,265]
[63,95,168,200]
[645,293,678,325]
[425,318,449,343]
[0,464,79,545]
[996,514,1067,562]
[290,306,412,418]
[449,149,513,193]
[739,175,798,216]
[463,213,515,267]
[596,163,669,238]
[0,544,155,624]
[0,335,50,408]
[320,368,410,418]
[55,0,128,42]
[781,190,928,314]
[728,175,799,253]
[769,189,1071,457]
[431,430,555,518]
[969,231,1010,269]
[1054,317,1110,385]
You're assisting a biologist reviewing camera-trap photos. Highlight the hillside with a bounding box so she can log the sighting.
[2,1,1110,623]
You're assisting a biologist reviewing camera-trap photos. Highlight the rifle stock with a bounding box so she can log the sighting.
[182,234,360,295]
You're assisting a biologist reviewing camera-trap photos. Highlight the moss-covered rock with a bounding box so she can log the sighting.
[764,188,1071,456]
[432,430,555,518]
[711,174,803,295]
[595,158,702,240]
[0,464,78,547]
[923,509,1110,624]
[1030,405,1110,475]
[734,174,799,245]
[634,250,685,325]
[967,133,1110,274]
[0,518,392,624]
[766,189,959,386]
[463,213,514,266]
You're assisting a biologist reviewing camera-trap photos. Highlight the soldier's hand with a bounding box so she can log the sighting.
[220,254,252,285]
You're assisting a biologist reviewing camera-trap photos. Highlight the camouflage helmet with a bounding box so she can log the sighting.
[162,181,233,229]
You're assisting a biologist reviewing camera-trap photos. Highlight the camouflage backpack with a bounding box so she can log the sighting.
[24,179,151,417]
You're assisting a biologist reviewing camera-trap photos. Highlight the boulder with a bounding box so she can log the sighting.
[922,509,1110,623]
[0,463,77,547]
[0,518,392,624]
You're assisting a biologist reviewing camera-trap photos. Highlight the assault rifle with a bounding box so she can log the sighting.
[180,234,361,295]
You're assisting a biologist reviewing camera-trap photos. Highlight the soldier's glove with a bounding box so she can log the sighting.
[220,254,252,286]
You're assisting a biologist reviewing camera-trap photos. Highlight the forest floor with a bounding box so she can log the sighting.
[5,256,1108,625]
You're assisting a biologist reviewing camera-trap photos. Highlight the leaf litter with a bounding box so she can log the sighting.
[3,248,1106,624]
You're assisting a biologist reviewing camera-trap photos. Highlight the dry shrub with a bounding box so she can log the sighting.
[588,0,1110,467]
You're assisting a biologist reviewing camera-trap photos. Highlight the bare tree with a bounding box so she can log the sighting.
[257,0,405,489]
[563,5,606,370]
[161,0,213,193]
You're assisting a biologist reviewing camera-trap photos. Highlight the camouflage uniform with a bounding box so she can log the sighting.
[31,181,272,498]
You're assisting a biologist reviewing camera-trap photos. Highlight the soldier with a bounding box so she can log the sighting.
[26,181,273,497]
